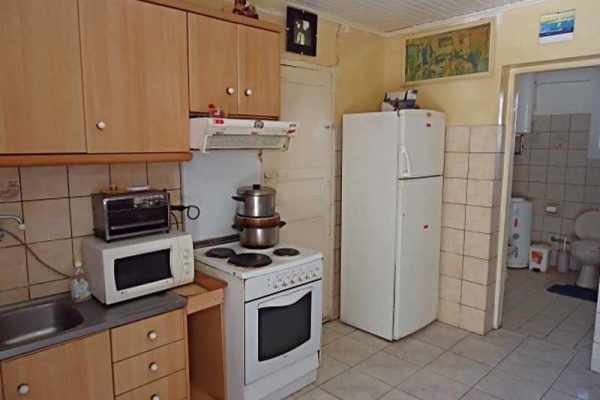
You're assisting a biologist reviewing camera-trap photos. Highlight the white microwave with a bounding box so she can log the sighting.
[82,232,194,305]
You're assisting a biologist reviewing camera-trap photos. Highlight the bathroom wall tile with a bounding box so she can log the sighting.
[460,305,492,335]
[446,126,470,152]
[586,168,600,186]
[442,203,466,229]
[441,228,464,254]
[0,288,29,306]
[528,166,546,183]
[443,179,467,204]
[438,299,461,327]
[23,199,71,243]
[565,185,585,202]
[550,132,570,148]
[528,182,546,199]
[583,186,600,204]
[565,168,586,185]
[569,131,589,149]
[551,114,571,132]
[110,163,148,189]
[444,153,469,178]
[543,216,562,234]
[148,162,181,190]
[470,126,502,153]
[547,167,566,184]
[68,165,110,197]
[548,149,567,167]
[532,214,544,231]
[468,154,501,180]
[570,114,591,132]
[70,197,94,237]
[513,165,529,182]
[533,115,551,132]
[0,202,25,248]
[528,133,550,149]
[463,257,496,285]
[20,166,68,200]
[0,168,21,203]
[513,150,530,166]
[530,149,549,166]
[27,239,74,284]
[545,184,564,202]
[440,252,463,279]
[467,180,495,207]
[532,199,546,216]
[567,150,587,167]
[29,279,70,299]
[512,181,528,197]
[0,246,28,291]
[466,206,493,234]
[563,202,586,219]
[464,231,492,260]
[561,219,575,236]
[440,276,461,302]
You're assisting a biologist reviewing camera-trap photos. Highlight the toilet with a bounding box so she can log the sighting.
[571,209,600,290]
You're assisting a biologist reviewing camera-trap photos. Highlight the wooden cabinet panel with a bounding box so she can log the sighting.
[116,370,187,400]
[111,309,185,362]
[189,14,238,115]
[0,0,85,154]
[79,0,189,153]
[113,340,186,395]
[237,26,281,118]
[0,371,4,400]
[0,332,113,400]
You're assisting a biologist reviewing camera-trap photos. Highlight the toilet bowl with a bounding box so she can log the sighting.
[571,210,600,290]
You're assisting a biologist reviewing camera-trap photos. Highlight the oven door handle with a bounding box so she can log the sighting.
[258,287,311,309]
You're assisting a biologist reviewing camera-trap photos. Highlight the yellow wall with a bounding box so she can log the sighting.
[385,0,600,125]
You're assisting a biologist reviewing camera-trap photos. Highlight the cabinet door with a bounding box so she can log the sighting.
[1,332,113,400]
[237,26,281,118]
[0,0,85,154]
[79,0,189,153]
[189,14,238,115]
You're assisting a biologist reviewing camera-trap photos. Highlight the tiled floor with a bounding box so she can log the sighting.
[288,269,599,400]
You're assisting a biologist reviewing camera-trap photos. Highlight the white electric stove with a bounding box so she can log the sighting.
[195,243,324,400]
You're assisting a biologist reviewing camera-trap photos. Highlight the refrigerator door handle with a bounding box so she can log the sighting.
[400,146,412,177]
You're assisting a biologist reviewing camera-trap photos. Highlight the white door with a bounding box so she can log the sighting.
[394,177,442,339]
[398,110,446,178]
[262,64,335,319]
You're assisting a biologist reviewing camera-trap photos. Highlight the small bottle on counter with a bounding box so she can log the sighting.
[71,261,92,302]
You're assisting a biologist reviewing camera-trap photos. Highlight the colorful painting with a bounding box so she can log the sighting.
[405,23,491,82]
[539,10,575,44]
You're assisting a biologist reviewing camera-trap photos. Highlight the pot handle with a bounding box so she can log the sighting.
[279,221,287,228]
[232,224,243,231]
[232,196,245,202]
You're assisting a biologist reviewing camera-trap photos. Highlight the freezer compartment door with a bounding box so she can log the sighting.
[394,176,442,339]
[398,111,445,178]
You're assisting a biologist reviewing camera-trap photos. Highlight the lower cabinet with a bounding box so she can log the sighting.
[0,332,113,400]
[116,369,187,400]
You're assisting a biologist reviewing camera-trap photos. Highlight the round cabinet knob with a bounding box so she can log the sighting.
[17,384,29,395]
[96,121,107,130]
[151,395,161,400]
[149,362,159,372]
[244,89,253,97]
[147,330,158,341]
[226,87,235,95]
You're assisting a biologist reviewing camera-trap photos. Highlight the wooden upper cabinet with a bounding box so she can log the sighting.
[237,25,281,118]
[1,332,113,400]
[79,0,189,153]
[189,14,238,115]
[0,0,85,154]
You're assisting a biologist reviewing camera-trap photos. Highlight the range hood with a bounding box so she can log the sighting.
[190,117,298,153]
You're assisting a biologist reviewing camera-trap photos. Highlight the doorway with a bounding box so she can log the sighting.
[262,62,336,320]
[494,58,600,361]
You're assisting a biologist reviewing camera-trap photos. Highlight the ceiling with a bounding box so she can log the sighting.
[289,0,528,33]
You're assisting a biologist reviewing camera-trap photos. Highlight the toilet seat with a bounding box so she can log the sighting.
[575,209,600,240]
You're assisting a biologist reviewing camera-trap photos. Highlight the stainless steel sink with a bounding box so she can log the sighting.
[0,301,84,347]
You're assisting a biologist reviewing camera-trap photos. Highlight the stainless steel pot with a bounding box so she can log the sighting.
[232,184,276,217]
[233,221,286,249]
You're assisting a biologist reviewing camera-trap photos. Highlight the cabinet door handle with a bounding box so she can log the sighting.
[151,394,160,400]
[96,121,107,130]
[244,89,253,97]
[17,384,29,395]
[149,362,159,372]
[147,330,158,341]
[226,87,235,95]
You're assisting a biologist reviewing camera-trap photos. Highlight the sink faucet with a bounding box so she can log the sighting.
[0,215,26,240]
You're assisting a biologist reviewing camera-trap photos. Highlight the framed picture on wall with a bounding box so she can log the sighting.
[405,22,493,82]
[286,7,318,57]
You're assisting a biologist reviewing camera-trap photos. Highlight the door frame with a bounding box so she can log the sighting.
[493,55,600,329]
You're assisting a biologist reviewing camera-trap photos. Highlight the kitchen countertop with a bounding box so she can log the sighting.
[0,291,186,361]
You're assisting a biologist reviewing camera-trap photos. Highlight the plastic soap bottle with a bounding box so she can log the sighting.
[71,261,92,302]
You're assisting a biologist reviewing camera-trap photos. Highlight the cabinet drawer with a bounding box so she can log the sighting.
[113,340,186,395]
[116,370,187,400]
[111,310,185,361]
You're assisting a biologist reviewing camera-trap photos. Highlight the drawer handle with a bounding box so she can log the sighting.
[226,87,235,95]
[244,89,253,97]
[149,362,159,372]
[96,121,107,130]
[147,330,158,341]
[151,395,160,400]
[17,384,29,395]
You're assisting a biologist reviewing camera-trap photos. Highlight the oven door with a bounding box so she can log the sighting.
[244,280,322,384]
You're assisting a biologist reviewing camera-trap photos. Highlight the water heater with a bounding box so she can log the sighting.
[508,197,533,268]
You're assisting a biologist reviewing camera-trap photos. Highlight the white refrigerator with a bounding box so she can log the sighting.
[341,110,446,341]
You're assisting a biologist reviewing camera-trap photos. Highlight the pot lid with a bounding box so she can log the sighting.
[575,209,600,240]
[236,184,276,197]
